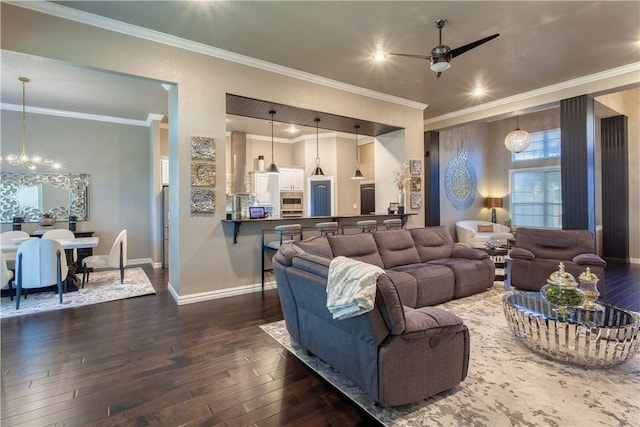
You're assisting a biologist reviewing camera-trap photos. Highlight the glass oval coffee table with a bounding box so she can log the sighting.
[503,292,640,368]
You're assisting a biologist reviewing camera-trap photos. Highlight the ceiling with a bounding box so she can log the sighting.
[1,1,639,137]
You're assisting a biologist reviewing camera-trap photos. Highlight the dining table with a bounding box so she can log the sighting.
[1,236,100,292]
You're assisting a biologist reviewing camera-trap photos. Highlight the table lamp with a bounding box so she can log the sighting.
[485,197,502,223]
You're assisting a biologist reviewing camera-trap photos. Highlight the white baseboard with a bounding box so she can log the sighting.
[127,258,154,266]
[168,280,277,305]
[630,258,640,264]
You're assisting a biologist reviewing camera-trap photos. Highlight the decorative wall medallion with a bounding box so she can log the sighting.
[191,136,216,161]
[410,192,422,209]
[409,159,421,176]
[410,176,422,192]
[191,189,215,214]
[191,162,216,187]
[445,146,477,211]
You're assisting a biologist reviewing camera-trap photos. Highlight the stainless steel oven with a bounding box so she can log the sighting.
[280,191,303,217]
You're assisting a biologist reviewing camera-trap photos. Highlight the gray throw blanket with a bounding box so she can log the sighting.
[326,256,384,320]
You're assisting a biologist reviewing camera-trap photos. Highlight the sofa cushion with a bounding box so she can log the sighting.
[294,235,333,259]
[410,226,454,262]
[373,229,420,269]
[385,271,418,308]
[429,258,493,298]
[389,264,454,306]
[515,228,596,260]
[327,233,384,268]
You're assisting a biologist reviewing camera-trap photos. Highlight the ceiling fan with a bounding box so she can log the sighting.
[387,18,499,78]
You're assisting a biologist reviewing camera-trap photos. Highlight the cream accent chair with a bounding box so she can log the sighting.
[455,220,513,248]
[82,229,127,286]
[1,231,30,269]
[1,253,15,300]
[42,229,77,262]
[15,238,68,309]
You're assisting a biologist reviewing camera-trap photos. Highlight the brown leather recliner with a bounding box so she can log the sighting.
[510,228,606,295]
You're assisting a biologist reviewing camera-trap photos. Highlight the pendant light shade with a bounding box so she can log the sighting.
[1,77,61,170]
[504,113,531,153]
[266,109,279,174]
[311,118,324,176]
[351,124,364,180]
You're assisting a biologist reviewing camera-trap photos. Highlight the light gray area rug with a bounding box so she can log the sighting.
[261,283,640,427]
[1,268,155,319]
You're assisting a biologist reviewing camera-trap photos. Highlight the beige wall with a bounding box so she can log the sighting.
[0,110,152,261]
[596,88,640,261]
[1,4,425,300]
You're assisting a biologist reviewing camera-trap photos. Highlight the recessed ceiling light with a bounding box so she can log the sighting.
[373,51,387,62]
[472,87,486,96]
[287,125,298,134]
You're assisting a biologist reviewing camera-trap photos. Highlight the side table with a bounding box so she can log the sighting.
[481,247,508,281]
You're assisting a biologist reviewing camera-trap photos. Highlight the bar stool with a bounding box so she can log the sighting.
[262,224,303,291]
[315,221,339,236]
[356,220,378,233]
[383,219,402,230]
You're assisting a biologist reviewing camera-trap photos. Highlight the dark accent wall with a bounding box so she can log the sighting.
[560,95,596,235]
[601,115,629,262]
[424,131,440,226]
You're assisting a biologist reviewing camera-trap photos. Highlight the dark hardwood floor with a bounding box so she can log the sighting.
[1,263,638,426]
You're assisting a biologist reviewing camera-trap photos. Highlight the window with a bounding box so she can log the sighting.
[512,128,561,162]
[510,167,562,228]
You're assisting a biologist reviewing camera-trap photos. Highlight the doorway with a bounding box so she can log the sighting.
[360,183,375,214]
[310,179,332,216]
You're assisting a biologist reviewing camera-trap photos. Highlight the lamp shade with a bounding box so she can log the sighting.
[485,197,503,208]
[504,128,531,153]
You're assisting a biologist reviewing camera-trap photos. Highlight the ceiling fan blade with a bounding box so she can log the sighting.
[449,33,499,59]
[387,53,431,60]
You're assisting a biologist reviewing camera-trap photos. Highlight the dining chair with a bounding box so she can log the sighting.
[42,229,78,262]
[1,230,30,269]
[82,229,127,286]
[1,253,15,301]
[15,238,68,309]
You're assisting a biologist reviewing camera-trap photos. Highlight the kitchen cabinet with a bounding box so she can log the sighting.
[250,172,277,206]
[279,167,305,191]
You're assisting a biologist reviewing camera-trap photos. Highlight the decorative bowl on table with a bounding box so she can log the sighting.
[540,262,586,318]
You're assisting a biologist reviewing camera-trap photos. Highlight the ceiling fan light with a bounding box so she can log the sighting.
[430,59,451,73]
[504,129,532,153]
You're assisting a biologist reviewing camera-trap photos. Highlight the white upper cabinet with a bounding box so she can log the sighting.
[250,172,277,206]
[279,167,305,191]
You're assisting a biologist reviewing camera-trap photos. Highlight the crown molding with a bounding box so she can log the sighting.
[423,62,640,126]
[1,103,156,127]
[10,1,428,112]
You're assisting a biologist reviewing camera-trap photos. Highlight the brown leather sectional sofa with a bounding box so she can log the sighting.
[272,226,495,406]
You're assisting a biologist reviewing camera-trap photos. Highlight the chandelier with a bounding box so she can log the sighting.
[504,113,531,153]
[1,77,61,170]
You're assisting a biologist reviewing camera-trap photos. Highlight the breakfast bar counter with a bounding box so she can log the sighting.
[222,212,416,243]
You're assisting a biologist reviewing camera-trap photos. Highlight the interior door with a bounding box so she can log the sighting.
[361,183,375,214]
[310,180,331,216]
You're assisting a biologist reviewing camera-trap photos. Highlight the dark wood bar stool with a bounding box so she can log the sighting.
[262,224,303,291]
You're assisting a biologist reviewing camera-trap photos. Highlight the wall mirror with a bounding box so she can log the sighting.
[0,172,89,223]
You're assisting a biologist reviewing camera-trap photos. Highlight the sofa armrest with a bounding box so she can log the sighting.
[451,246,489,260]
[573,253,607,267]
[402,306,464,339]
[510,247,535,260]
[291,253,331,279]
[376,274,406,335]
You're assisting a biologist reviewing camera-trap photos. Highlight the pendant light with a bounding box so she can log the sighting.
[351,124,364,180]
[504,113,531,153]
[311,118,324,176]
[265,109,279,174]
[1,77,61,170]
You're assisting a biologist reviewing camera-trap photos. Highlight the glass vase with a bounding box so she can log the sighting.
[397,189,405,207]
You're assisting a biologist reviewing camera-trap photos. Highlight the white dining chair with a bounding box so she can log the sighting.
[1,253,15,301]
[82,229,127,286]
[1,231,31,269]
[42,229,78,262]
[15,238,68,309]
